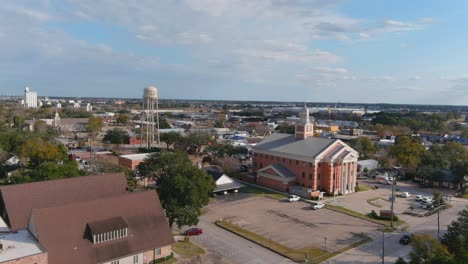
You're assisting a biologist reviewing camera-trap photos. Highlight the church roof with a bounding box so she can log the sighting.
[254,133,337,158]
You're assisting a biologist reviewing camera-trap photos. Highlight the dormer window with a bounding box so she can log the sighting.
[87,216,128,244]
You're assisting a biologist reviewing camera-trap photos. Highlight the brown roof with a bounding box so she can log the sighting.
[0,173,127,231]
[29,191,174,264]
[87,216,128,234]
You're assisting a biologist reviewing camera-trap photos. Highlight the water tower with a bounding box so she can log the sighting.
[141,86,160,148]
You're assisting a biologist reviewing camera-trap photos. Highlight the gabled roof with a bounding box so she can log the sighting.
[0,173,127,231]
[29,191,174,264]
[204,170,244,192]
[205,170,224,182]
[258,164,296,180]
[254,133,337,158]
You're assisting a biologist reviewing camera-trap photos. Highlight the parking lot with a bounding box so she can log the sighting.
[203,194,380,252]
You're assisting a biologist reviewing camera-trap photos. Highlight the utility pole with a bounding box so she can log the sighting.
[381,228,385,264]
[390,178,396,229]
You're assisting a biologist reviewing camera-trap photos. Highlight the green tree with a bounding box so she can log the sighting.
[34,120,48,134]
[442,142,468,169]
[31,162,81,181]
[276,123,295,134]
[116,114,129,125]
[441,209,468,262]
[18,138,68,168]
[351,137,377,158]
[156,154,215,228]
[160,131,183,150]
[87,117,103,134]
[409,234,454,264]
[395,257,408,264]
[102,128,130,146]
[389,136,426,173]
[138,151,192,181]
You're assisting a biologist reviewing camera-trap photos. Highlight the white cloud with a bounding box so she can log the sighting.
[409,75,422,81]
[236,41,341,64]
[175,32,213,45]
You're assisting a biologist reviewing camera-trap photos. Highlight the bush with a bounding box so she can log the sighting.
[153,252,174,263]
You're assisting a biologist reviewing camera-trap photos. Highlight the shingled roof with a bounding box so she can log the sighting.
[29,191,174,264]
[254,133,337,158]
[0,173,127,231]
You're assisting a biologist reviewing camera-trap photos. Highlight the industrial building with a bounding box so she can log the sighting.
[24,87,37,108]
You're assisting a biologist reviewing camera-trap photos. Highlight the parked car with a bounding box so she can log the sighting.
[398,192,411,198]
[288,195,300,202]
[422,197,433,203]
[311,202,325,210]
[183,228,203,236]
[415,195,424,201]
[399,234,413,245]
[418,203,432,210]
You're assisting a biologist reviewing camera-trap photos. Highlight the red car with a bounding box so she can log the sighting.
[183,228,203,236]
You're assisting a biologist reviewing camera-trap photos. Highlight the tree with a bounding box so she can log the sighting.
[87,117,103,134]
[409,234,454,264]
[34,120,48,134]
[442,142,468,169]
[138,151,192,181]
[102,128,130,147]
[351,137,376,158]
[156,154,215,228]
[18,138,68,168]
[389,136,426,173]
[276,123,295,134]
[30,162,81,181]
[116,114,129,125]
[160,131,183,150]
[395,257,408,264]
[218,156,241,175]
[441,209,468,262]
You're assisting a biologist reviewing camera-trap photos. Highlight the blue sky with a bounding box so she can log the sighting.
[0,0,467,105]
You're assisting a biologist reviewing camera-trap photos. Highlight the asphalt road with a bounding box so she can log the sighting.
[191,218,292,264]
[324,197,468,264]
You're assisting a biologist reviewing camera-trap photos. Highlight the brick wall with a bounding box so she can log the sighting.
[257,175,292,192]
[3,252,48,264]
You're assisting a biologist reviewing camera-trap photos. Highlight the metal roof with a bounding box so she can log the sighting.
[254,133,337,158]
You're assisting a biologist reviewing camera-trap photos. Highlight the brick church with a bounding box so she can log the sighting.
[252,105,359,195]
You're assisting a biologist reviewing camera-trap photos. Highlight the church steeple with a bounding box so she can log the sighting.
[295,103,314,139]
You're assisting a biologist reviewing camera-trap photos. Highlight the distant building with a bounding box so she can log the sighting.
[252,105,359,196]
[86,103,93,112]
[24,87,37,108]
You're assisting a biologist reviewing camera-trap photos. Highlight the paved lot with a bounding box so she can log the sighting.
[203,194,380,253]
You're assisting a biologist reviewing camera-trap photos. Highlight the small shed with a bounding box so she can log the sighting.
[205,170,244,195]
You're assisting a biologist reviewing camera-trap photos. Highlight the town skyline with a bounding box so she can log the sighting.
[1,1,468,105]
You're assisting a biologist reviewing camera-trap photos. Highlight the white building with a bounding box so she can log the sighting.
[24,87,37,108]
[86,103,93,112]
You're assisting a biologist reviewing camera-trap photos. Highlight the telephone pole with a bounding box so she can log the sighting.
[390,178,396,229]
[381,228,385,264]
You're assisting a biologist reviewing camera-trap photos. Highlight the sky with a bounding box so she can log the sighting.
[0,0,467,105]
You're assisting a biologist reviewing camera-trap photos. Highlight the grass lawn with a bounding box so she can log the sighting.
[216,220,370,263]
[239,183,287,199]
[367,197,384,208]
[325,204,405,228]
[172,240,205,259]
